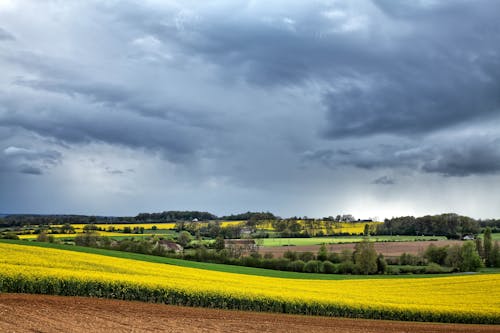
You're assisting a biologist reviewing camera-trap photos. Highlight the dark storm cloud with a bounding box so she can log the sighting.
[304,136,500,177]
[321,0,500,137]
[132,2,376,86]
[3,0,499,157]
[124,0,500,137]
[1,0,500,217]
[1,146,62,175]
[14,77,221,127]
[0,42,226,162]
[421,139,500,177]
[19,165,43,175]
[0,104,200,161]
[372,176,395,185]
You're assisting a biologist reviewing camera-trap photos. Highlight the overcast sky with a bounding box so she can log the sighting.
[1,0,500,219]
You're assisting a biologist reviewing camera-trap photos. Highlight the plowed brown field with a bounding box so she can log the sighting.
[0,294,497,333]
[260,240,463,258]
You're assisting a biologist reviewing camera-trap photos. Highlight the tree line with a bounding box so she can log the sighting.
[0,211,273,227]
[376,213,480,239]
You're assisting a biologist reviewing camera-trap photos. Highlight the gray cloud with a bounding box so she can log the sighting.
[1,146,62,175]
[3,146,61,164]
[13,77,222,128]
[421,139,500,177]
[372,176,395,185]
[0,27,14,41]
[0,1,500,218]
[123,0,500,137]
[321,0,500,137]
[19,165,43,175]
[0,84,211,162]
[129,1,379,86]
[304,136,500,177]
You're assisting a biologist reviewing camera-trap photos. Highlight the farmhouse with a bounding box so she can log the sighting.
[240,226,254,236]
[156,239,183,253]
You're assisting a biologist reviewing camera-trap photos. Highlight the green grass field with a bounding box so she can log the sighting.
[260,235,448,247]
[491,233,500,241]
[3,239,489,280]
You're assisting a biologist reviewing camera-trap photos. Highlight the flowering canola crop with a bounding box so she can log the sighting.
[0,243,498,323]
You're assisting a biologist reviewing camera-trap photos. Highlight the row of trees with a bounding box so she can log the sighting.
[476,228,500,267]
[377,213,479,239]
[0,215,132,227]
[424,242,483,272]
[0,211,276,227]
[174,221,244,239]
[220,211,276,221]
[478,219,500,233]
[135,211,217,222]
[179,241,390,275]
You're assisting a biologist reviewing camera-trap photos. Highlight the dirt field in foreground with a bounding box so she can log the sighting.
[0,294,497,333]
[260,240,463,258]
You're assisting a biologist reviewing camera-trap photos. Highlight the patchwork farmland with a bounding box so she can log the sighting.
[1,242,499,325]
[1,212,500,332]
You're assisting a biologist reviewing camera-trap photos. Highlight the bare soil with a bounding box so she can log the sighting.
[0,293,497,333]
[260,240,463,258]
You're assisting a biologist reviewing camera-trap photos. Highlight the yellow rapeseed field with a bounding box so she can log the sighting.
[257,220,382,235]
[52,221,242,232]
[19,221,245,239]
[0,242,498,323]
[18,231,153,240]
[54,223,177,231]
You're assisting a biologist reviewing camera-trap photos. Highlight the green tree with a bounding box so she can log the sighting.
[283,250,298,261]
[74,232,99,247]
[317,244,328,261]
[177,231,192,248]
[289,260,305,272]
[459,241,483,272]
[475,238,484,259]
[36,232,50,242]
[445,244,462,270]
[60,223,75,234]
[424,244,448,265]
[83,224,98,233]
[354,239,378,274]
[376,253,387,274]
[484,227,493,267]
[214,236,225,251]
[298,252,315,262]
[363,224,370,236]
[322,260,336,273]
[491,241,500,268]
[304,260,322,273]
